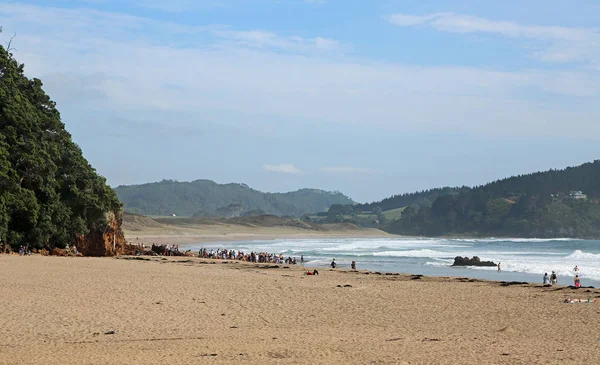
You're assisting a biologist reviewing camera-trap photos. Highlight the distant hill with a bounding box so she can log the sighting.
[385,160,600,238]
[114,179,354,217]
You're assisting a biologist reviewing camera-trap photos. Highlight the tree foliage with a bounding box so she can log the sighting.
[357,186,471,212]
[0,43,121,249]
[385,161,600,238]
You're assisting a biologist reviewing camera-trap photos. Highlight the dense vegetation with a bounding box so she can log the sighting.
[386,161,600,238]
[304,187,468,227]
[0,40,121,250]
[356,186,470,212]
[114,179,354,217]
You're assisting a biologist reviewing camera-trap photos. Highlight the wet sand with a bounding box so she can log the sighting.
[1,254,600,364]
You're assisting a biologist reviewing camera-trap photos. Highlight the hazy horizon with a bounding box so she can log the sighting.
[1,0,599,202]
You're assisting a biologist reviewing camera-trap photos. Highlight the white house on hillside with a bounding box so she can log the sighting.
[569,191,587,200]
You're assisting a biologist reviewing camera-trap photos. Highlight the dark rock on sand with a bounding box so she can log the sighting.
[500,281,528,286]
[452,256,496,267]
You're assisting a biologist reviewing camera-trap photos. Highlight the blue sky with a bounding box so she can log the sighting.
[1,0,599,202]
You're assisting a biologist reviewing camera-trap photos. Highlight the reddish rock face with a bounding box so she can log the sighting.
[75,210,127,256]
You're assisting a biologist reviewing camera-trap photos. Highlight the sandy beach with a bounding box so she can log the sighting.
[125,230,392,245]
[122,213,393,245]
[2,254,599,364]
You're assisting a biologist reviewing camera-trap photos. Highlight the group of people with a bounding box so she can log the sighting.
[65,244,78,256]
[15,244,78,256]
[18,245,32,256]
[330,259,357,270]
[197,248,299,265]
[151,244,185,256]
[543,265,584,287]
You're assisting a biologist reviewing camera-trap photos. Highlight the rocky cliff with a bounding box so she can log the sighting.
[75,210,127,256]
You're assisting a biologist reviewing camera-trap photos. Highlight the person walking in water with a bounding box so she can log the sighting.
[497,262,501,272]
[550,271,558,285]
[574,265,579,272]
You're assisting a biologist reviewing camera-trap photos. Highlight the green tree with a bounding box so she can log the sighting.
[0,41,121,250]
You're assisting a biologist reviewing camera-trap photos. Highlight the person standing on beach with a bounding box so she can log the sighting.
[574,275,581,288]
[351,261,356,270]
[543,273,550,285]
[301,255,304,266]
[497,262,501,272]
[331,259,337,269]
[550,271,558,285]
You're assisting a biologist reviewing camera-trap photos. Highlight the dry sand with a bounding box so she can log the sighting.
[2,255,600,365]
[123,215,392,245]
[126,230,391,245]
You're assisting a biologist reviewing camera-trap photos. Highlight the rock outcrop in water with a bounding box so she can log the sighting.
[452,256,496,267]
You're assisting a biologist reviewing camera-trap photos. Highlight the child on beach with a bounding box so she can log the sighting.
[331,259,337,269]
[543,273,550,285]
[351,261,356,270]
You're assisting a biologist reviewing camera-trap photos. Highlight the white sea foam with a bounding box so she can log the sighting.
[452,238,577,243]
[373,249,456,258]
[460,250,600,282]
[565,250,600,260]
[425,261,452,267]
[192,237,600,283]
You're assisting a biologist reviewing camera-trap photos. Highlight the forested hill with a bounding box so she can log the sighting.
[0,41,123,253]
[385,160,600,238]
[358,186,471,212]
[114,179,354,217]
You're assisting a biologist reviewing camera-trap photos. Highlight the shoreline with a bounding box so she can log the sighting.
[124,255,600,291]
[125,233,600,289]
[2,254,599,364]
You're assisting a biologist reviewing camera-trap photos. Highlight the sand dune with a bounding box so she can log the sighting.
[1,255,599,364]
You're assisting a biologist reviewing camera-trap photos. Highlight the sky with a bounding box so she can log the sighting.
[1,0,599,203]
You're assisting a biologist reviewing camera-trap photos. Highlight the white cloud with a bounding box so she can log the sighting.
[0,4,598,140]
[134,0,224,12]
[262,164,303,174]
[319,167,375,174]
[214,30,341,52]
[388,12,590,40]
[388,12,600,68]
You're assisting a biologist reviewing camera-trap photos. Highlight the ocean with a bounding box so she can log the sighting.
[187,237,600,287]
